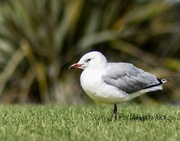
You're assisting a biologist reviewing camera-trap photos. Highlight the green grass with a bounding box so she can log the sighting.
[0,104,179,141]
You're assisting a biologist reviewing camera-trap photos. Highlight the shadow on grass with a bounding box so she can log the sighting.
[93,113,174,122]
[118,113,173,122]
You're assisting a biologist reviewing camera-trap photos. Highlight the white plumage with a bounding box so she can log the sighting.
[69,51,169,120]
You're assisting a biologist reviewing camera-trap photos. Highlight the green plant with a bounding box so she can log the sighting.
[0,0,179,103]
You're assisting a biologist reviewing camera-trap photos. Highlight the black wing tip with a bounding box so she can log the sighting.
[143,78,172,90]
[157,78,173,84]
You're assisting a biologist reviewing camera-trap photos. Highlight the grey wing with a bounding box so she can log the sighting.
[102,63,160,93]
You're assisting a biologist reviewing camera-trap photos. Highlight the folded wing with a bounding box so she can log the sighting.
[102,63,161,93]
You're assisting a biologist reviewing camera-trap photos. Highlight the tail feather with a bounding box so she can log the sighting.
[127,78,172,101]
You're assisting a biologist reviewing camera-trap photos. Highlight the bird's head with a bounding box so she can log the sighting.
[69,51,108,70]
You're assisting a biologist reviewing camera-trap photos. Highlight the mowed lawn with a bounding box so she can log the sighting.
[0,104,179,141]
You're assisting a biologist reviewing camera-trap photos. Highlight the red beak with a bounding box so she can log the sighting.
[69,63,82,69]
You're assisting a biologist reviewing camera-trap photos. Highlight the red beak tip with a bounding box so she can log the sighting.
[69,63,81,69]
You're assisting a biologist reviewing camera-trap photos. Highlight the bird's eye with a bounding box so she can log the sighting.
[86,59,91,62]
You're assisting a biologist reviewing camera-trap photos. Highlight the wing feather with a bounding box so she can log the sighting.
[102,63,160,93]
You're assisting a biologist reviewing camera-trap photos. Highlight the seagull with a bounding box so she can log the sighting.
[69,51,170,120]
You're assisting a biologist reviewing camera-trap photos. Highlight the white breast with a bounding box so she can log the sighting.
[80,69,102,98]
[80,69,129,104]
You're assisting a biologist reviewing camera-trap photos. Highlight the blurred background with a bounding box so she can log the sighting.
[0,0,179,104]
